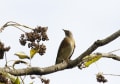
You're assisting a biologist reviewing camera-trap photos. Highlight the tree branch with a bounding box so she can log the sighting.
[0,30,120,76]
[67,29,120,68]
[0,63,68,76]
[101,53,120,61]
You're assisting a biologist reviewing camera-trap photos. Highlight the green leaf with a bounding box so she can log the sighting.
[29,82,34,84]
[13,60,28,68]
[14,77,20,84]
[14,52,30,59]
[30,48,38,58]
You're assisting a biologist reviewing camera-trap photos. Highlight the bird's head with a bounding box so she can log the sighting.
[63,29,73,37]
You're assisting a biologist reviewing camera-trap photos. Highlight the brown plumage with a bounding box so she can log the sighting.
[55,29,75,64]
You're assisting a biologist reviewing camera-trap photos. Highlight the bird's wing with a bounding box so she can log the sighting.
[69,42,75,59]
[55,37,73,64]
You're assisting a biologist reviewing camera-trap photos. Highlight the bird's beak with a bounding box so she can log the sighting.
[62,29,66,32]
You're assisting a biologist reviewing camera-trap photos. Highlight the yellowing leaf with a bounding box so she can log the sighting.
[30,48,38,58]
[14,77,20,84]
[13,60,28,68]
[14,52,30,59]
[29,82,34,84]
[84,54,102,67]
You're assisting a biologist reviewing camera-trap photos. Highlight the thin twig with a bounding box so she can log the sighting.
[4,53,8,67]
[0,21,33,32]
[108,49,120,53]
[103,74,120,76]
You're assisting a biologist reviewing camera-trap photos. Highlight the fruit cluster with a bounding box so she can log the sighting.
[0,41,10,59]
[0,73,8,83]
[19,26,49,55]
[96,73,107,83]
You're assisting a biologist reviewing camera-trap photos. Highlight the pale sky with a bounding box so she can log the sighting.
[0,0,120,84]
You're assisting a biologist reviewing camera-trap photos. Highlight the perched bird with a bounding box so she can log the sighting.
[55,29,75,64]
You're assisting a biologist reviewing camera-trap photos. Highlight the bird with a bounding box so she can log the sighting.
[55,29,75,64]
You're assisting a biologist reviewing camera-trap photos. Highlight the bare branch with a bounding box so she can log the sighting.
[67,29,120,68]
[101,53,120,61]
[0,63,68,76]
